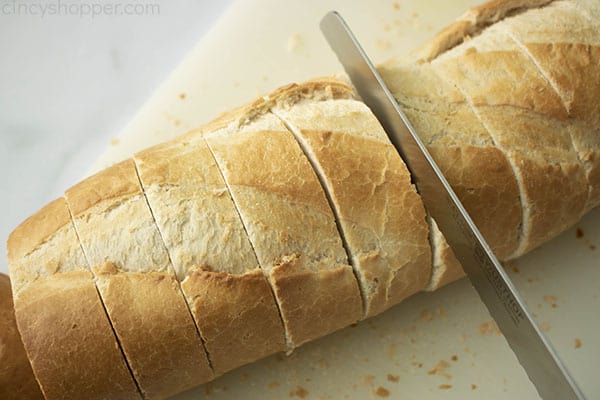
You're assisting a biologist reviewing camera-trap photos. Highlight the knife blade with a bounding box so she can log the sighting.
[320,11,585,400]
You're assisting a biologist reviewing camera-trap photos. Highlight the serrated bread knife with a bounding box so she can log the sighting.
[320,11,585,400]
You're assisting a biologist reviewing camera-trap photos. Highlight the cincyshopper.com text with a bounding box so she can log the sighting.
[0,0,161,18]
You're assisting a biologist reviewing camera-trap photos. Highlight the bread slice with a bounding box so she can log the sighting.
[273,97,432,317]
[0,273,43,400]
[133,133,286,375]
[379,62,522,261]
[205,113,363,349]
[429,24,588,257]
[64,160,212,399]
[7,198,139,400]
[495,0,600,210]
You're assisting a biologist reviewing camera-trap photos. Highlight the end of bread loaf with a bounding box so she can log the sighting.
[0,273,44,400]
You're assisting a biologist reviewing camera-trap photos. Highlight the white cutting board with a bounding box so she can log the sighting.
[91,1,600,399]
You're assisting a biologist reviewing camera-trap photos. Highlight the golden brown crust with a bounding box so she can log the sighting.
[134,136,287,376]
[431,36,589,257]
[202,77,355,132]
[0,273,43,400]
[7,197,140,400]
[378,63,522,260]
[206,115,363,348]
[93,269,212,398]
[269,264,362,346]
[7,198,71,263]
[65,160,213,399]
[66,159,141,216]
[13,272,140,400]
[413,0,553,62]
[273,94,432,318]
[182,269,285,375]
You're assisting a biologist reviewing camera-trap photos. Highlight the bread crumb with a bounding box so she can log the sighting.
[427,360,451,379]
[471,384,477,390]
[392,1,400,10]
[479,320,501,336]
[387,374,399,383]
[110,137,120,146]
[575,338,582,349]
[576,227,584,238]
[374,386,390,397]
[543,295,558,308]
[451,355,458,362]
[439,384,452,390]
[178,93,186,100]
[287,33,303,53]
[540,322,551,332]
[590,244,596,250]
[289,385,308,398]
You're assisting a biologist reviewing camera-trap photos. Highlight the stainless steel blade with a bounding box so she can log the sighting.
[320,11,585,400]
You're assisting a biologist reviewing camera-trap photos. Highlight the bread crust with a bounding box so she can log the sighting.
[134,136,286,375]
[431,29,588,256]
[206,115,363,348]
[65,160,213,399]
[413,0,553,62]
[0,273,43,400]
[7,198,140,400]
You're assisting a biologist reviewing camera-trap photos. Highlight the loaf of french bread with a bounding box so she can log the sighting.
[6,0,599,398]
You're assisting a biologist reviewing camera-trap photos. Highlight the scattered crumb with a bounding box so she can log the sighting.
[268,381,280,389]
[479,320,501,336]
[178,93,186,100]
[471,384,477,390]
[419,309,435,321]
[387,374,399,383]
[363,375,376,386]
[428,360,451,379]
[575,338,582,349]
[287,33,303,53]
[544,295,558,308]
[438,384,452,390]
[110,137,120,146]
[451,355,458,362]
[590,244,597,251]
[576,227,584,238]
[289,385,308,399]
[374,386,390,397]
[540,322,551,332]
[512,265,520,273]
[392,1,400,10]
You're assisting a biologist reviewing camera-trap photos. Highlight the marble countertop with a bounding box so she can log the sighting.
[0,0,232,274]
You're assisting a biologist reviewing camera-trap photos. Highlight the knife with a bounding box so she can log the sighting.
[320,11,585,400]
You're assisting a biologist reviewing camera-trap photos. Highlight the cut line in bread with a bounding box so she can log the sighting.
[7,198,141,400]
[205,113,363,350]
[64,159,213,399]
[133,133,286,375]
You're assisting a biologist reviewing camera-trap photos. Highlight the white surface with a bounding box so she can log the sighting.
[3,0,599,399]
[0,0,233,274]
